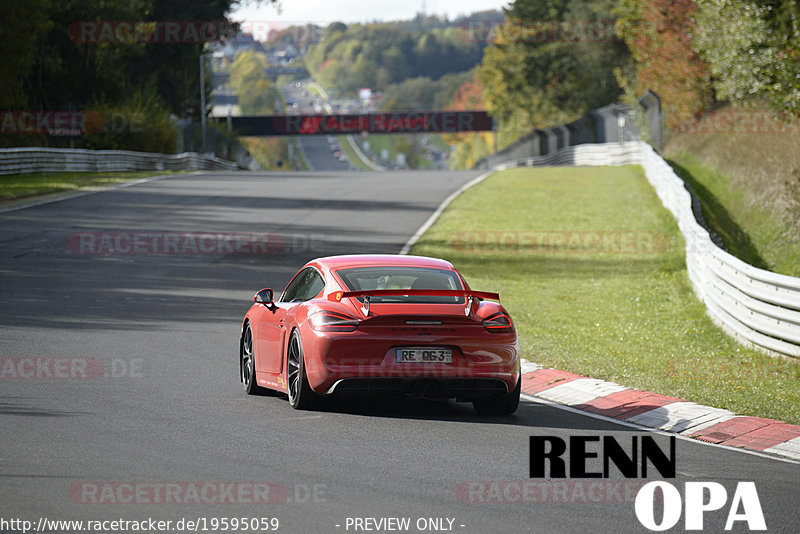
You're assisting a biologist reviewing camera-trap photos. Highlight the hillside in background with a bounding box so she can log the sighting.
[303,13,496,96]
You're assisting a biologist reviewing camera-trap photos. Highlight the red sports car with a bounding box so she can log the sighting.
[239,254,520,414]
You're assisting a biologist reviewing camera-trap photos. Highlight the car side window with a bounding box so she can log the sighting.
[281,268,312,303]
[280,268,324,303]
[301,271,325,301]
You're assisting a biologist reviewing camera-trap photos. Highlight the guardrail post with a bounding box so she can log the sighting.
[200,54,207,154]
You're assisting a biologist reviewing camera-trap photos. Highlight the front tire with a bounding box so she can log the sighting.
[241,323,267,395]
[472,377,520,415]
[286,330,318,410]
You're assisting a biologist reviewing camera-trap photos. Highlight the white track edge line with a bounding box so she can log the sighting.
[521,393,800,465]
[399,169,495,255]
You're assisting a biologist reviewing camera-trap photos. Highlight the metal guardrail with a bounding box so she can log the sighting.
[493,141,800,358]
[473,103,638,170]
[0,147,238,175]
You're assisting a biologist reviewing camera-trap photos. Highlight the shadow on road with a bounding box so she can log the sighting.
[245,390,641,431]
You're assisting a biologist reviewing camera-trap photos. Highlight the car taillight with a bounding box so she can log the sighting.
[483,312,514,333]
[309,311,360,332]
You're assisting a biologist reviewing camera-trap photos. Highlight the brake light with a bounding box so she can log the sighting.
[483,312,514,333]
[309,311,360,332]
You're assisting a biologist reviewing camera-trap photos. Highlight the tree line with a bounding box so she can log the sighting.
[303,17,490,95]
[446,0,799,167]
[0,0,263,151]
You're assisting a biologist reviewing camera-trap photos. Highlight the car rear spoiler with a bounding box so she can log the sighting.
[327,289,500,316]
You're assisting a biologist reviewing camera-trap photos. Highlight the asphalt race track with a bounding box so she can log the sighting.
[281,82,352,172]
[1,170,798,533]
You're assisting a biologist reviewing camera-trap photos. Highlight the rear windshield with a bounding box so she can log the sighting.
[335,266,465,304]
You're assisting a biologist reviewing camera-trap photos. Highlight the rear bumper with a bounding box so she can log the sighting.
[325,377,510,399]
[302,327,520,397]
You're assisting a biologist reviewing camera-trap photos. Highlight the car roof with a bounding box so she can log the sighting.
[310,254,456,271]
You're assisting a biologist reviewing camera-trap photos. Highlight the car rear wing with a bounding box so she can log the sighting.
[327,289,500,316]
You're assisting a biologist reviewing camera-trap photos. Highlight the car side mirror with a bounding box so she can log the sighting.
[254,288,274,306]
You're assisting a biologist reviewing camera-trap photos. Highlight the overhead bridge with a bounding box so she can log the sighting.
[215,111,493,136]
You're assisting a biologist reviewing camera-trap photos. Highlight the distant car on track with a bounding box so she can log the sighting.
[239,255,520,413]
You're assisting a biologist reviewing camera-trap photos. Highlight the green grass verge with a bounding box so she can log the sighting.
[293,138,311,171]
[667,152,800,276]
[411,166,800,424]
[0,171,182,203]
[336,136,373,171]
[306,84,325,99]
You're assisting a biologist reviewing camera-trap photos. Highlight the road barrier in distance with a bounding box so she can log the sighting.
[0,147,238,175]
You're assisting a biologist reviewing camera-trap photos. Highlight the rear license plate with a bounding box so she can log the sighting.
[395,348,452,363]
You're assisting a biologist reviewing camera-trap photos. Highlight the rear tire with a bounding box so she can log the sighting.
[287,330,318,410]
[472,378,520,415]
[241,323,268,395]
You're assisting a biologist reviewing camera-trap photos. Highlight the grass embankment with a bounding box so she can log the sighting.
[336,136,374,171]
[665,108,800,276]
[411,166,800,424]
[0,171,181,203]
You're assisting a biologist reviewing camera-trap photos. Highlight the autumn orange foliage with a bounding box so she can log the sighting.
[622,0,711,130]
